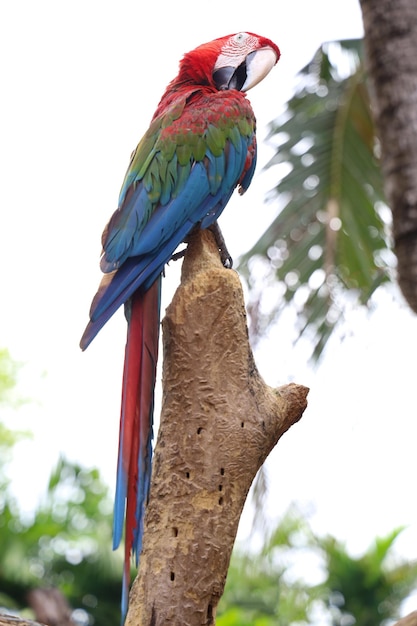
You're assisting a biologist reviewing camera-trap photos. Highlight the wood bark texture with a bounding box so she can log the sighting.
[125,229,309,626]
[0,616,46,626]
[360,0,417,311]
[394,613,417,626]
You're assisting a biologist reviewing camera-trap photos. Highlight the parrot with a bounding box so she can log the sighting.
[80,31,280,622]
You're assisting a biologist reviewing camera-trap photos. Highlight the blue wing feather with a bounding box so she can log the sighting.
[80,219,193,350]
[80,134,253,351]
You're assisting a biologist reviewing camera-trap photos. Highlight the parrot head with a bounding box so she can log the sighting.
[176,31,280,92]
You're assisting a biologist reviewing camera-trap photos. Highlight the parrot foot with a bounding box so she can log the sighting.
[170,224,233,268]
[208,222,233,269]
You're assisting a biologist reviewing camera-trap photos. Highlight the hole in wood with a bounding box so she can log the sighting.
[172,527,178,537]
[186,471,190,479]
[220,468,225,475]
[170,571,175,581]
[218,485,223,492]
[219,496,223,505]
[207,603,213,621]
[241,421,244,428]
[197,427,203,434]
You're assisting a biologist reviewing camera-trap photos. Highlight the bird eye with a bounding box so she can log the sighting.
[234,32,247,44]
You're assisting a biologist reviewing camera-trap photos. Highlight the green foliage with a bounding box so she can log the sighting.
[1,346,416,624]
[0,348,19,404]
[218,511,319,625]
[0,350,29,514]
[218,509,417,626]
[0,379,121,623]
[0,348,123,624]
[217,553,310,626]
[239,39,394,360]
[0,456,122,625]
[321,529,417,626]
[1,437,416,625]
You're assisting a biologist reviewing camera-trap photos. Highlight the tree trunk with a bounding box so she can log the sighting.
[125,228,309,625]
[359,0,417,310]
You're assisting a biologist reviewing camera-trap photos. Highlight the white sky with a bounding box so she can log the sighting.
[2,0,417,603]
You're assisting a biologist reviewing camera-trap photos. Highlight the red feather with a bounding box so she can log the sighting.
[114,279,161,620]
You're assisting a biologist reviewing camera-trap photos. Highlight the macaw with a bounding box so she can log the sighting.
[80,31,280,621]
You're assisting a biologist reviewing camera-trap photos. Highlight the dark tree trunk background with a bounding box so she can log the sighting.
[359,0,417,311]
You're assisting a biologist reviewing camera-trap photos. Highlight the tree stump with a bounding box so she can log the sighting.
[125,228,309,625]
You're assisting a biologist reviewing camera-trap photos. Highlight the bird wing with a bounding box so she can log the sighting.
[80,88,256,350]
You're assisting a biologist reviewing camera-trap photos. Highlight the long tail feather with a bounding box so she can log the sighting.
[113,277,161,623]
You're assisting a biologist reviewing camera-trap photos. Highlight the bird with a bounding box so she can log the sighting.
[80,31,280,622]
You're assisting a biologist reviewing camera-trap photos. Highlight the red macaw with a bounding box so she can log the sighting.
[80,31,280,621]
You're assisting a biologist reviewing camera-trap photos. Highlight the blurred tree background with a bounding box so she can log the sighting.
[2,30,417,626]
[2,347,417,624]
[240,38,395,361]
[2,434,417,624]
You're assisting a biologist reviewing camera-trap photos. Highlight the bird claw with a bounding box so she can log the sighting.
[221,251,233,269]
[208,222,233,269]
[170,226,233,268]
[171,249,233,266]
[170,248,187,263]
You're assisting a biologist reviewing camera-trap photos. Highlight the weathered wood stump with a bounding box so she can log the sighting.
[126,228,309,625]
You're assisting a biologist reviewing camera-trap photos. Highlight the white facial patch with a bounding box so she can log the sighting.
[214,32,259,70]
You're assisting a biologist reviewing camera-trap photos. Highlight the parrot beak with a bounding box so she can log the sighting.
[213,46,278,92]
[241,47,278,91]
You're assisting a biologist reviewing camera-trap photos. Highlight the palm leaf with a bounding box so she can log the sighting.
[240,39,394,360]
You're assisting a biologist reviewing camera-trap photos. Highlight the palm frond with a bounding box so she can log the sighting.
[240,40,394,360]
